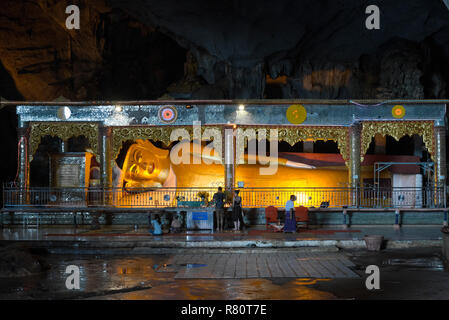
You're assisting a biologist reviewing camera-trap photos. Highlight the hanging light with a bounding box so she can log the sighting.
[57,106,71,120]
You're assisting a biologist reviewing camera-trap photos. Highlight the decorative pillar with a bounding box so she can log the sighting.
[60,139,67,153]
[435,126,446,207]
[99,126,112,189]
[224,126,235,192]
[435,126,446,187]
[17,127,30,189]
[349,122,361,207]
[17,126,30,204]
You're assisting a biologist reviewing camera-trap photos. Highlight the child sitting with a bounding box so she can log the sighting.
[170,216,182,233]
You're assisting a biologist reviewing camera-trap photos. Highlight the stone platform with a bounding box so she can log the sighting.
[1,207,447,227]
[0,225,442,254]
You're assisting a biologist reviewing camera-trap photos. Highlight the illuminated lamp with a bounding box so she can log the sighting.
[238,104,245,111]
[286,104,307,124]
[57,106,71,120]
[158,106,178,124]
[115,105,123,112]
[392,105,405,119]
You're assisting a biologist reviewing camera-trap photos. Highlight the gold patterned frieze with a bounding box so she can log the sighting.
[236,125,350,161]
[111,125,222,160]
[361,121,435,160]
[29,122,99,160]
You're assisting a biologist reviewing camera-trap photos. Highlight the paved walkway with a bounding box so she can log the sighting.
[159,252,359,279]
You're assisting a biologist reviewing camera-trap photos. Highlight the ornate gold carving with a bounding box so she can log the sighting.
[236,125,350,161]
[29,122,99,160]
[361,121,435,160]
[111,126,222,160]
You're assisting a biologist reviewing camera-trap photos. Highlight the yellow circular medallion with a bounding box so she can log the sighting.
[286,104,307,124]
[392,105,406,119]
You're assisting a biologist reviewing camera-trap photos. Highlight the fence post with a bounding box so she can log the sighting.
[444,184,447,209]
[343,209,348,229]
[394,209,401,229]
[444,210,448,227]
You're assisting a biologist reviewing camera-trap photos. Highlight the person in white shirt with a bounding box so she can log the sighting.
[284,195,297,232]
[285,195,296,212]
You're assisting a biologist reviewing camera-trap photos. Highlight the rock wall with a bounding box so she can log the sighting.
[1,0,449,101]
[0,0,186,101]
[0,1,449,101]
[109,0,449,99]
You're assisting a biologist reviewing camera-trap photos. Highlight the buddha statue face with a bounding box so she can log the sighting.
[122,139,171,189]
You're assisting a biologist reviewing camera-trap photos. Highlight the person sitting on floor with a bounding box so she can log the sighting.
[170,215,182,233]
[149,214,163,235]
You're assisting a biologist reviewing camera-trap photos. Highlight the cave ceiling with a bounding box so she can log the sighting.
[1,0,449,100]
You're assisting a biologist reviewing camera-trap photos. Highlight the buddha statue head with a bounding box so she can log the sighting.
[122,139,171,189]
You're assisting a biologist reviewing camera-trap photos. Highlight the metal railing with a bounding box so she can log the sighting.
[2,185,446,209]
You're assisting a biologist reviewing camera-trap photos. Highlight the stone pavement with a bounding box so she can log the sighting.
[0,225,443,252]
[159,252,359,279]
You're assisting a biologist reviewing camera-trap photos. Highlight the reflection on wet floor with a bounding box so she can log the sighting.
[383,257,444,270]
[0,225,444,242]
[2,247,449,300]
[0,255,160,299]
[0,254,337,300]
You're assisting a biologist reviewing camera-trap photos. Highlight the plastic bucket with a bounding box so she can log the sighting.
[364,235,384,251]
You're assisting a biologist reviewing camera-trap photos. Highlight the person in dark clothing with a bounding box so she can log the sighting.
[213,187,225,231]
[232,190,243,231]
[284,195,297,233]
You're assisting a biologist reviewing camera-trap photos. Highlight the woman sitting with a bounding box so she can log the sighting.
[149,214,163,235]
[170,215,182,233]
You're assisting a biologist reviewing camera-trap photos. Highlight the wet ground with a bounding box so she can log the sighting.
[0,247,448,300]
[0,225,443,242]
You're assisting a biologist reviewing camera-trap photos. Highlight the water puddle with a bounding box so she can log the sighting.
[183,264,207,268]
[0,254,338,299]
[154,263,207,273]
[383,257,444,270]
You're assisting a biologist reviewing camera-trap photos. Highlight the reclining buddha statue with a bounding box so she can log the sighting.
[120,139,332,191]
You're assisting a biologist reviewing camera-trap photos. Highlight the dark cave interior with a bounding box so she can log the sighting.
[1,0,449,188]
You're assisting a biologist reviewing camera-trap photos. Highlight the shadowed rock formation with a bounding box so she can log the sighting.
[108,0,449,99]
[0,0,185,101]
[1,0,449,100]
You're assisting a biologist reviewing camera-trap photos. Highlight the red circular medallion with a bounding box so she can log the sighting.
[159,106,178,123]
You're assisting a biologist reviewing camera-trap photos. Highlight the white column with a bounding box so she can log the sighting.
[99,126,112,188]
[349,123,361,207]
[224,127,235,192]
[17,126,30,205]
